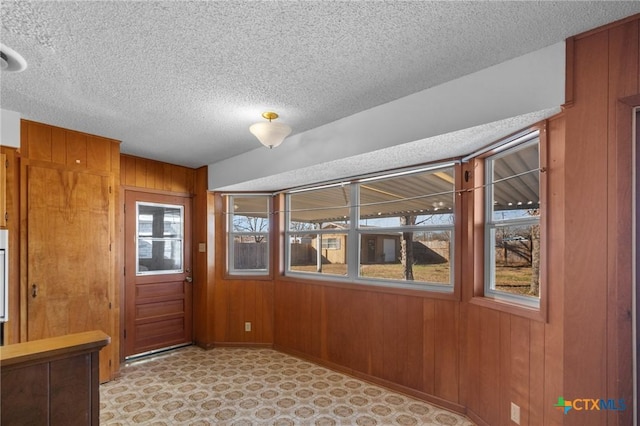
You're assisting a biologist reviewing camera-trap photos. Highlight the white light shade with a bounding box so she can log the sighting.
[249,121,292,149]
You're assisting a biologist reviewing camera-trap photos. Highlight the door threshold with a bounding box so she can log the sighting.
[125,343,192,363]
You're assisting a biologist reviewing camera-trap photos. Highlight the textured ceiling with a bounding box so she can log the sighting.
[1,1,639,169]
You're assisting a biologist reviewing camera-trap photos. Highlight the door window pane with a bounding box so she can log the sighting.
[137,202,184,274]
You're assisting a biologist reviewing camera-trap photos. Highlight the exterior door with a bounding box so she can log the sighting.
[124,191,192,358]
[27,165,113,382]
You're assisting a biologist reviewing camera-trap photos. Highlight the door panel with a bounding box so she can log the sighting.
[27,165,112,381]
[124,191,192,358]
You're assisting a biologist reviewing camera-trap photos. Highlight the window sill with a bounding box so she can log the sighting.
[278,273,459,301]
[224,272,273,281]
[468,295,546,322]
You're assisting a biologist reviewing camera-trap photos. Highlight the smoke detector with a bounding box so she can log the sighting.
[0,44,27,73]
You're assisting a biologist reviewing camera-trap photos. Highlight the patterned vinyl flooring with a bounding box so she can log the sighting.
[100,346,474,425]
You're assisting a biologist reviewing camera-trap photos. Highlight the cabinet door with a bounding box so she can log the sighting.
[26,165,112,381]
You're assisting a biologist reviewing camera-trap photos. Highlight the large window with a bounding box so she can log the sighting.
[227,195,270,275]
[286,164,456,291]
[484,133,541,308]
[287,184,350,277]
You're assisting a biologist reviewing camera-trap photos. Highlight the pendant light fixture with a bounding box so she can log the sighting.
[249,112,292,149]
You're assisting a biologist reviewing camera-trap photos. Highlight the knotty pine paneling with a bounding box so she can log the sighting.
[120,155,195,194]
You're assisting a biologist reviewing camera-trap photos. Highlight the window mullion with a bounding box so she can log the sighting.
[348,184,358,280]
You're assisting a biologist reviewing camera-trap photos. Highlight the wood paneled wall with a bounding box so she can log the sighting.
[195,14,638,426]
[0,147,20,345]
[195,192,274,347]
[462,114,566,426]
[192,167,216,348]
[274,279,462,411]
[562,15,638,426]
[120,154,195,194]
[19,120,121,383]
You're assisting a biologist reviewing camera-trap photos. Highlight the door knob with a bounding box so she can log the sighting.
[185,276,193,283]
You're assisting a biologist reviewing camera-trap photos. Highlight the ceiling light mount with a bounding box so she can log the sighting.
[249,111,292,149]
[261,111,279,121]
[0,43,27,73]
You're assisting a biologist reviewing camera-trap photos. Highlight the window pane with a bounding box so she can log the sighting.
[289,233,348,276]
[228,195,270,275]
[490,223,540,297]
[359,230,452,285]
[289,186,351,230]
[137,203,184,274]
[491,142,539,221]
[232,197,270,232]
[359,168,454,227]
[233,234,268,270]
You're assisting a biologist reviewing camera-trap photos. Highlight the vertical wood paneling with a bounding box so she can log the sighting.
[23,121,52,162]
[529,320,545,425]
[119,155,195,194]
[544,114,565,425]
[606,20,638,426]
[86,136,110,171]
[20,120,120,382]
[1,147,20,344]
[478,309,500,426]
[134,158,147,188]
[243,281,256,341]
[51,128,66,165]
[498,313,511,426]
[434,300,459,402]
[405,297,423,391]
[381,294,399,384]
[564,30,609,426]
[65,131,87,169]
[422,299,435,395]
[510,316,530,426]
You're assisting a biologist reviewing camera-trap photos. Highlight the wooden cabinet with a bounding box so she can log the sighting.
[20,120,120,382]
[0,330,109,425]
[21,120,118,172]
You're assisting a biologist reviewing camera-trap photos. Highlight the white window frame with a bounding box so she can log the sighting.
[484,136,541,308]
[285,163,456,292]
[227,195,270,276]
[136,201,184,276]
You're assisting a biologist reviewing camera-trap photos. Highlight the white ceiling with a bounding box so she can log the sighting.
[1,1,639,172]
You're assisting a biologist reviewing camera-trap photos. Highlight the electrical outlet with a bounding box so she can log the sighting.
[245,322,251,332]
[510,402,520,424]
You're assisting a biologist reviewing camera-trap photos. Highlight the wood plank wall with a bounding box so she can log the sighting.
[563,15,638,426]
[206,15,637,426]
[0,147,20,345]
[203,193,274,347]
[120,155,195,195]
[193,167,216,348]
[119,154,197,358]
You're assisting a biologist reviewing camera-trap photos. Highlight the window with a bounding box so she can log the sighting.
[287,184,350,277]
[136,202,184,275]
[227,195,270,275]
[285,164,456,291]
[484,133,541,308]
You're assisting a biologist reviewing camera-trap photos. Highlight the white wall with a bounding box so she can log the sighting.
[0,109,21,148]
[208,42,565,191]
